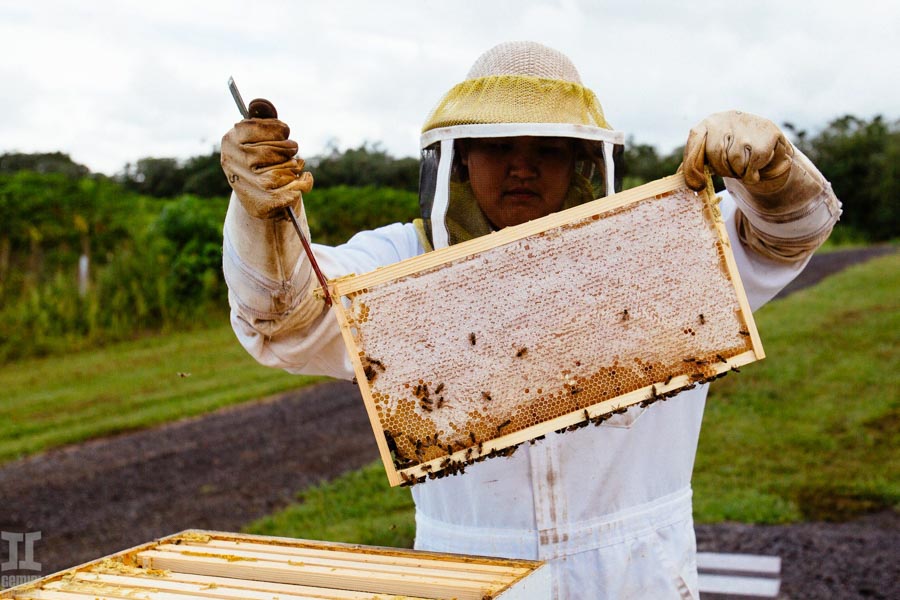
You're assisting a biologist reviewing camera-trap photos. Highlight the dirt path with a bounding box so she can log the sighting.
[1,245,896,598]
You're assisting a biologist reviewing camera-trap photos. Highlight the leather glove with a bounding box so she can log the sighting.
[682,110,841,263]
[683,111,805,201]
[220,102,314,219]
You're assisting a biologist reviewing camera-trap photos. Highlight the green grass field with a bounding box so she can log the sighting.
[245,252,899,545]
[0,326,321,464]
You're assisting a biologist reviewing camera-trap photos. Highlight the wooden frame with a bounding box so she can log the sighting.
[324,174,764,486]
[1,530,548,600]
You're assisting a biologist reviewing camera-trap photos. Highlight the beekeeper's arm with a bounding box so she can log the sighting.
[683,111,842,268]
[219,111,344,370]
[220,113,421,378]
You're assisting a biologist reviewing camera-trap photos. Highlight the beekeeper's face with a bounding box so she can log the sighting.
[461,136,576,229]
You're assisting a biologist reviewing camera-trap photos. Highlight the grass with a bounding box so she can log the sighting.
[244,462,416,549]
[245,252,898,545]
[0,324,322,464]
[693,251,899,523]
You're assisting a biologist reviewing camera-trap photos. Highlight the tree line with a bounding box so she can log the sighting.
[0,113,895,362]
[5,114,895,244]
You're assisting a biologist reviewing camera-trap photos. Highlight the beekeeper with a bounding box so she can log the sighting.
[220,41,841,599]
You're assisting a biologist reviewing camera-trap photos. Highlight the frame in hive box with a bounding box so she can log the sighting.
[323,174,764,487]
[0,530,548,599]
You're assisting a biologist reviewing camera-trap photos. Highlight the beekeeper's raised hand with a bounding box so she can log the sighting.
[221,99,324,335]
[682,110,841,262]
[220,99,314,219]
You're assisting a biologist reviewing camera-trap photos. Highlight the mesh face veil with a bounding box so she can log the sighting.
[418,41,626,249]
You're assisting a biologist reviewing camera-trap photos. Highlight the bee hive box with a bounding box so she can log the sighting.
[1,530,549,600]
[327,174,764,487]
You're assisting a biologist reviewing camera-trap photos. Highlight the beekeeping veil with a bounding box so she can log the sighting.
[417,41,625,250]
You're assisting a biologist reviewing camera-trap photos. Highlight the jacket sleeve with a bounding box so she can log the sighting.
[720,189,812,311]
[223,216,424,379]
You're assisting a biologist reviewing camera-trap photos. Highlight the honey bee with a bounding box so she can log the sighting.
[469,332,477,345]
[482,391,492,402]
[731,365,741,373]
[469,431,476,444]
[516,347,528,358]
[664,374,674,385]
[622,309,630,322]
[434,383,445,394]
[739,329,750,336]
[570,386,582,396]
[699,314,706,324]
[362,356,386,382]
[583,409,590,420]
[716,354,727,363]
[683,357,697,363]
[436,396,445,409]
[497,419,511,431]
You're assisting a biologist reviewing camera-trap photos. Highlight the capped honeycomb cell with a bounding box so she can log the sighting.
[326,175,764,486]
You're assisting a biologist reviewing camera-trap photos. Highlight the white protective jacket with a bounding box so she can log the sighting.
[223,189,810,599]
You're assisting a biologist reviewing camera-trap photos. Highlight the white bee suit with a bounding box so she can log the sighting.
[221,40,841,600]
[223,189,810,599]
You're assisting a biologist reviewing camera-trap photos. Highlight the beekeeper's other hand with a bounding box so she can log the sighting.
[684,111,813,207]
[682,110,841,263]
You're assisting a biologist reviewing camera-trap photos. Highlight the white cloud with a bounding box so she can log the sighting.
[1,0,897,174]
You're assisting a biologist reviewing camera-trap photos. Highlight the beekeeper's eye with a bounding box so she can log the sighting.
[536,138,574,159]
[480,139,515,153]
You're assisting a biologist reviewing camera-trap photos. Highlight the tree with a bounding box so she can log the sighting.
[118,157,186,198]
[620,139,684,189]
[182,150,232,198]
[0,152,90,178]
[788,115,899,241]
[309,142,419,191]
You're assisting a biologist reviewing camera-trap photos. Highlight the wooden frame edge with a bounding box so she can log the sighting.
[329,174,689,296]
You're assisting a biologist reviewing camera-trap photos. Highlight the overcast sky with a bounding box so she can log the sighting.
[2,0,897,175]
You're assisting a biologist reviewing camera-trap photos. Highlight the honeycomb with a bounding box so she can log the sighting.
[333,178,762,486]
